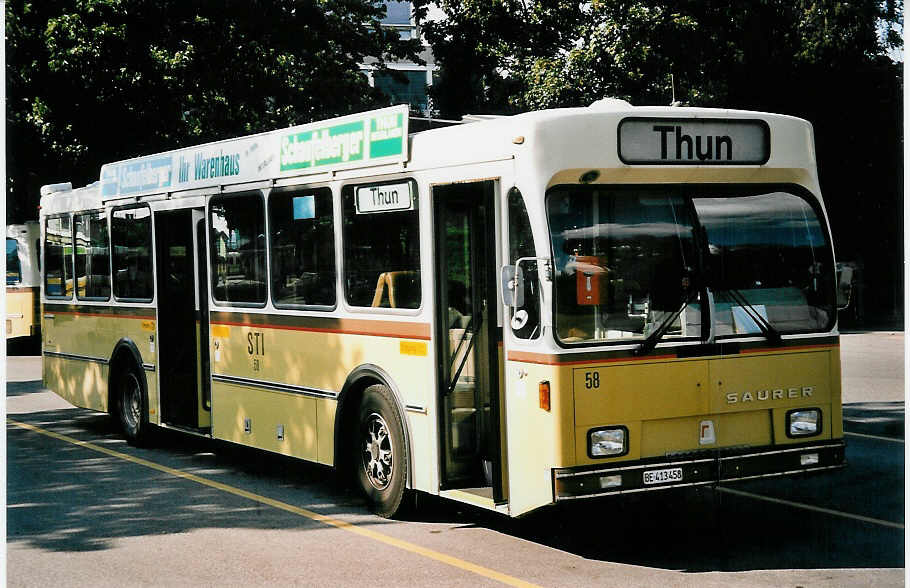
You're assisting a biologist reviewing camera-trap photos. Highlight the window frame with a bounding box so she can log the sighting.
[74,208,112,302]
[268,185,337,311]
[506,187,542,341]
[340,177,422,313]
[110,204,155,303]
[43,213,75,301]
[208,190,269,309]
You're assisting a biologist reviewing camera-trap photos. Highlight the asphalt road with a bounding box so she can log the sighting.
[6,332,905,587]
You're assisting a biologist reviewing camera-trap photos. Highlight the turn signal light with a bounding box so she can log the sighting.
[539,381,551,412]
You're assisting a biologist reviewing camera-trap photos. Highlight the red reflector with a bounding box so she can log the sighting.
[539,381,551,412]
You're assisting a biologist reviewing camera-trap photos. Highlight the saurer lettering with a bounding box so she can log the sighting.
[726,386,814,404]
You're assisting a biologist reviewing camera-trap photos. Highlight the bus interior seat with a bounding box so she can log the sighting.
[371,270,419,308]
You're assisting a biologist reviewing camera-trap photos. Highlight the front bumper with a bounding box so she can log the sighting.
[553,440,846,501]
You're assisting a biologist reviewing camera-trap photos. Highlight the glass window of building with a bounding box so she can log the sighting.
[373,70,428,113]
[381,1,411,24]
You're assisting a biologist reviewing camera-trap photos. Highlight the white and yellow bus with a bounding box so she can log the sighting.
[7,220,41,350]
[40,102,845,517]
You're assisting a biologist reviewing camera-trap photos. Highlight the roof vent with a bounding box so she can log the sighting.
[589,98,633,111]
[40,182,73,197]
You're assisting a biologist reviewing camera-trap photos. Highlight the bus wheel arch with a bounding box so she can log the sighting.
[108,338,152,446]
[336,365,414,501]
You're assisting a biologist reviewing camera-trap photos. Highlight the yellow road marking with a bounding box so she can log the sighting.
[8,418,540,588]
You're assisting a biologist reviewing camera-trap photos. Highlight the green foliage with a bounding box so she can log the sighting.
[417,0,901,112]
[416,0,904,322]
[7,0,421,221]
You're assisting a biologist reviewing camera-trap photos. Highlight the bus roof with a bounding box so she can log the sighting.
[40,101,818,209]
[39,181,102,216]
[407,101,815,177]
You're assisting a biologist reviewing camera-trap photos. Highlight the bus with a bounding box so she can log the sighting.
[39,102,845,517]
[7,220,41,352]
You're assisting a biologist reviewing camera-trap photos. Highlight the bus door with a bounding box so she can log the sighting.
[433,180,504,501]
[154,208,211,431]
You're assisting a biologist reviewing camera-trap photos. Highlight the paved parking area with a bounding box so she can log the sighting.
[6,333,905,587]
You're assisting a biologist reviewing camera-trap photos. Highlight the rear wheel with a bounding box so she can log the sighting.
[355,384,408,518]
[116,363,151,446]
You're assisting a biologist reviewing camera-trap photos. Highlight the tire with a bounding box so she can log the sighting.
[355,384,408,518]
[115,362,151,446]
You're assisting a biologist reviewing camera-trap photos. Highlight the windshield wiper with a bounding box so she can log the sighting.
[724,288,781,344]
[634,289,700,356]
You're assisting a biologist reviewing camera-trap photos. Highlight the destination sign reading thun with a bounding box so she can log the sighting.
[618,118,770,165]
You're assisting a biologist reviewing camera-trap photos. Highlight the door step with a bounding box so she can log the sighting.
[160,422,212,437]
[439,487,496,511]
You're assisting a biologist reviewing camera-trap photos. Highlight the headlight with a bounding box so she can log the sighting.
[588,426,627,458]
[788,408,821,437]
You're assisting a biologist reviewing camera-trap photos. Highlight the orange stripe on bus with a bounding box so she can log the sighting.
[742,343,838,354]
[209,320,432,341]
[47,310,155,320]
[507,351,677,366]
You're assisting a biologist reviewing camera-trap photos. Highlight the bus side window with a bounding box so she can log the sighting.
[44,216,74,298]
[342,180,421,309]
[111,207,153,301]
[269,187,336,308]
[7,238,21,285]
[508,188,540,339]
[210,192,268,305]
[74,211,111,300]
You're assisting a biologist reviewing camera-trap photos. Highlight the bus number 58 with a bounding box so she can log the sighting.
[585,372,600,389]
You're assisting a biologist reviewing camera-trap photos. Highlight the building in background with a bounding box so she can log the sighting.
[361,1,436,115]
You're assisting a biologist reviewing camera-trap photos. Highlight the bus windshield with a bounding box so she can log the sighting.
[547,186,835,345]
[693,190,835,336]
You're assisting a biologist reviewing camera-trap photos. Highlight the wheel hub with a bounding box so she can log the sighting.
[361,412,393,490]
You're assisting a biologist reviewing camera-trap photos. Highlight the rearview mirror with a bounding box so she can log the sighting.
[836,264,854,310]
[501,265,525,308]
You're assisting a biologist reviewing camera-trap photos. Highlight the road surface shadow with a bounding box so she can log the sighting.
[843,401,904,439]
[6,380,44,397]
[8,408,904,572]
[7,409,386,554]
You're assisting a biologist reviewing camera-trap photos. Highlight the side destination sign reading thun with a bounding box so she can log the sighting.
[618,118,770,165]
[355,182,413,214]
[99,105,408,199]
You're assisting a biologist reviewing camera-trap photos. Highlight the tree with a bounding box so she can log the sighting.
[417,0,903,324]
[418,0,901,111]
[7,0,421,221]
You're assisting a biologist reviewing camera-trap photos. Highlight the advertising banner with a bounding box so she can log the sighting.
[100,105,408,200]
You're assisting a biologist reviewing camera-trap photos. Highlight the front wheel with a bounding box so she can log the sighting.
[355,384,408,518]
[116,363,151,446]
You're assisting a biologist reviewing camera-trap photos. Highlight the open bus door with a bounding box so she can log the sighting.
[154,208,211,431]
[433,180,506,504]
